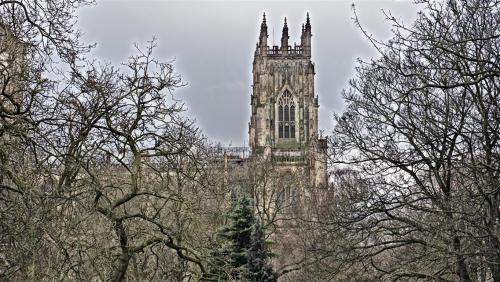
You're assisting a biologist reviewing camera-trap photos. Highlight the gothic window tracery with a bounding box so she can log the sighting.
[278,90,295,139]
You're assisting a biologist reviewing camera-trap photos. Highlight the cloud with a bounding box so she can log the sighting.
[78,0,419,145]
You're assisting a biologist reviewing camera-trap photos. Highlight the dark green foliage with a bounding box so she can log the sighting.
[244,220,277,282]
[219,195,255,275]
[209,195,276,281]
[205,241,230,281]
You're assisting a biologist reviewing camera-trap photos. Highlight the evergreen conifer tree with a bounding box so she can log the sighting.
[217,195,255,279]
[205,240,230,281]
[245,220,277,282]
[210,195,277,281]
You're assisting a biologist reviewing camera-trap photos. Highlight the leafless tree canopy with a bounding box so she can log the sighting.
[1,0,499,281]
[0,1,225,280]
[327,0,499,281]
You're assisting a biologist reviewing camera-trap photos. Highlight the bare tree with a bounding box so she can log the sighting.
[0,1,224,280]
[328,0,499,281]
[0,0,96,279]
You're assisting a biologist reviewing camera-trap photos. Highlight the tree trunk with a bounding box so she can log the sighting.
[111,219,130,282]
[454,237,472,282]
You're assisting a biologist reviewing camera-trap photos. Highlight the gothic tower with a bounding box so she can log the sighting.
[249,13,327,188]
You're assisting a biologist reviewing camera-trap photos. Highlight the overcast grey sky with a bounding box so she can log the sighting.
[78,0,420,146]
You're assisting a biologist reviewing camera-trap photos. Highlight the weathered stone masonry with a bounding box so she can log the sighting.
[249,13,327,188]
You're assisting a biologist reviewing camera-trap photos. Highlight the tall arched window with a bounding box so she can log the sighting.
[278,90,295,139]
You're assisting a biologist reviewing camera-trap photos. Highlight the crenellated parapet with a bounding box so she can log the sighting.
[255,13,312,59]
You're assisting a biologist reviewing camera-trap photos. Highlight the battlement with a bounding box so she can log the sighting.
[264,45,306,57]
[256,13,312,59]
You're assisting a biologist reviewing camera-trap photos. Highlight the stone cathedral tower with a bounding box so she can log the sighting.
[249,13,327,188]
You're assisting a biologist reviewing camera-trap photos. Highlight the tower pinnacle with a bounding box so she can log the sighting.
[301,13,312,57]
[281,17,289,51]
[283,17,288,35]
[305,12,311,31]
[261,12,267,31]
[259,12,268,49]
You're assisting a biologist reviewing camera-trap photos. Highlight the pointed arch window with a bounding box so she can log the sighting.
[278,90,295,139]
